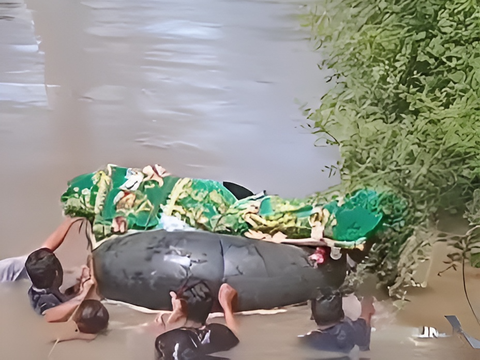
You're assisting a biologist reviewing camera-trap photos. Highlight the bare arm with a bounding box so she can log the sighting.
[164,291,188,330]
[358,296,375,326]
[223,306,238,336]
[44,298,84,323]
[151,292,189,334]
[44,280,94,323]
[218,283,239,336]
[41,217,86,252]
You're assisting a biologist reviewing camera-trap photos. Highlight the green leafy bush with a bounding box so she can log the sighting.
[303,0,480,298]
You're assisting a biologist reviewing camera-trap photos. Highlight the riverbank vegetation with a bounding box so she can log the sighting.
[303,0,480,299]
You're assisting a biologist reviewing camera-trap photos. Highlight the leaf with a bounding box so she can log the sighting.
[470,253,480,268]
[448,71,466,83]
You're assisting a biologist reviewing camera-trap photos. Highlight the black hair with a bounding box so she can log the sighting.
[180,282,213,326]
[311,289,344,326]
[72,299,109,334]
[25,248,63,289]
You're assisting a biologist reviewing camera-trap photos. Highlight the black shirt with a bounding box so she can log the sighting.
[299,318,371,353]
[155,323,239,360]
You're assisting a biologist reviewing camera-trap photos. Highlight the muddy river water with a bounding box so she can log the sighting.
[1,0,480,359]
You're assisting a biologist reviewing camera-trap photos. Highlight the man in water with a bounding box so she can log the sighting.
[24,247,95,321]
[0,217,238,329]
[49,298,110,342]
[154,282,239,360]
[299,290,375,354]
[0,217,85,283]
[0,217,111,342]
[0,215,196,316]
[0,217,97,319]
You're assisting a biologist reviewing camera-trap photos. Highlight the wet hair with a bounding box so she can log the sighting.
[72,299,109,334]
[311,289,344,326]
[25,248,63,289]
[180,282,213,326]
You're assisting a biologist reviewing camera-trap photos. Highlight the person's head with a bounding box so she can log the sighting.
[51,300,109,343]
[180,282,213,326]
[311,289,344,327]
[25,248,63,289]
[72,299,109,334]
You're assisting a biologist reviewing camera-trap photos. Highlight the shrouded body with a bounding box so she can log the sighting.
[92,230,346,311]
[62,165,386,249]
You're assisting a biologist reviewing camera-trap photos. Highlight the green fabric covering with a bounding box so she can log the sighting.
[61,164,389,247]
[332,208,382,241]
[102,166,128,221]
[169,178,238,231]
[322,190,384,242]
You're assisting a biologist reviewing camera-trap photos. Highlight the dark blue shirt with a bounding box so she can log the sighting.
[27,286,65,315]
[299,318,371,353]
[155,323,239,359]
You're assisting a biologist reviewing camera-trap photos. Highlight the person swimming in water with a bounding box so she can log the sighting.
[154,282,239,360]
[50,298,110,342]
[0,217,87,283]
[0,217,97,321]
[24,246,97,321]
[0,219,114,344]
[299,290,375,354]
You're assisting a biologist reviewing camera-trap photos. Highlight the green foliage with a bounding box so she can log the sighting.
[303,0,480,298]
[438,189,480,272]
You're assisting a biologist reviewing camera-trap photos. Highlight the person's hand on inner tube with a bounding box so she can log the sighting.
[218,283,239,336]
[165,291,188,330]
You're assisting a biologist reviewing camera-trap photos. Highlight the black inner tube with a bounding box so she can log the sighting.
[93,230,347,311]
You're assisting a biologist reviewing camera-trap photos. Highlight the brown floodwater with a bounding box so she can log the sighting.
[1,0,480,359]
